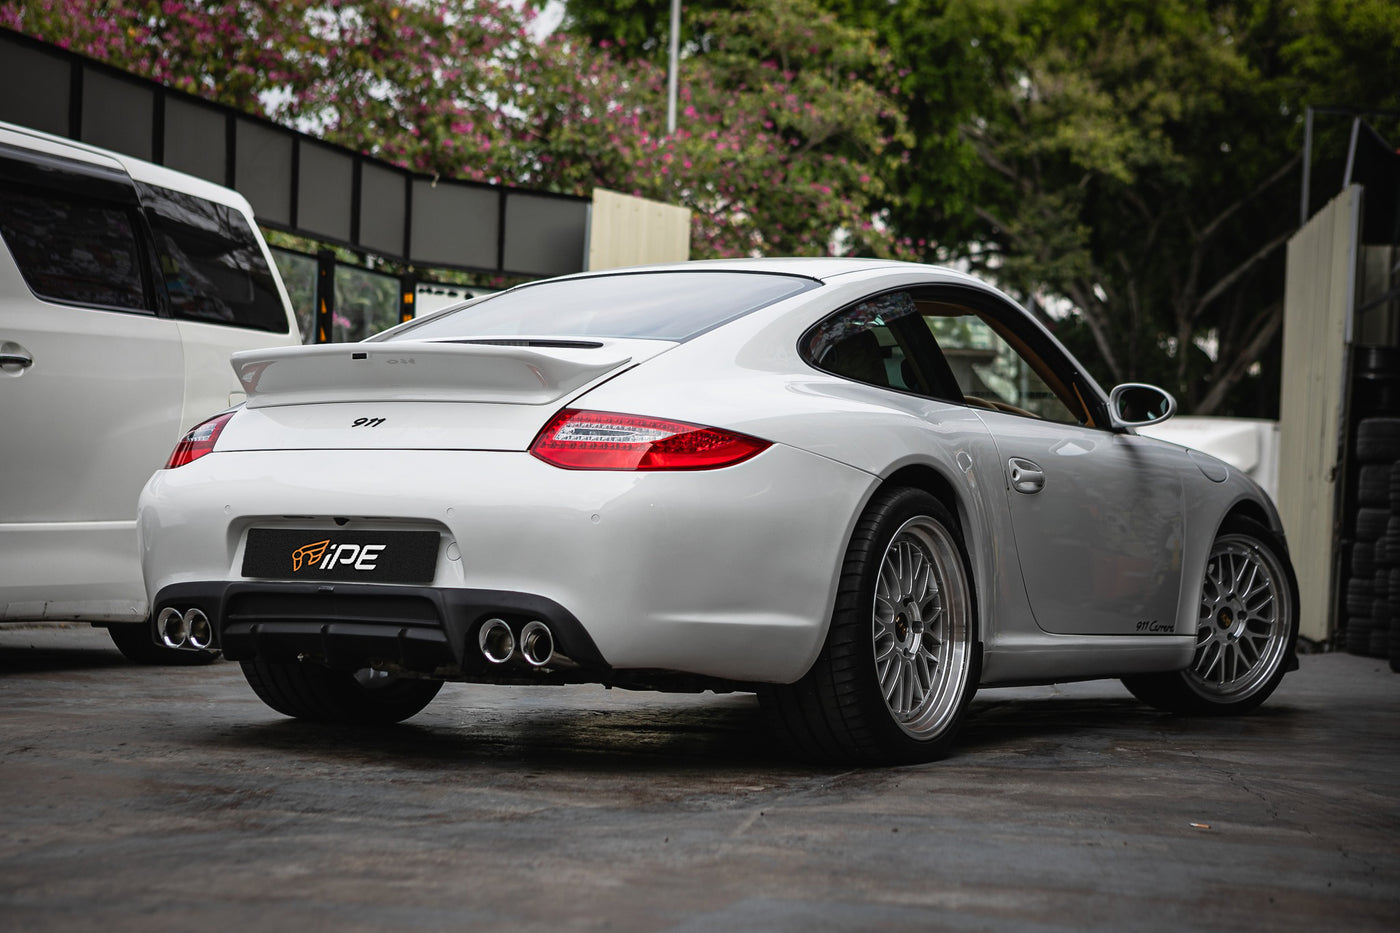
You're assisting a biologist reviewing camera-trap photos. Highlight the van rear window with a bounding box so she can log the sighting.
[137,183,289,333]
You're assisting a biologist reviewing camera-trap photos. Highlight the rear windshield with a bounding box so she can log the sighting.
[383,271,818,342]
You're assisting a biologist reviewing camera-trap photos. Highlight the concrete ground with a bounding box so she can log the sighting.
[1,622,1396,932]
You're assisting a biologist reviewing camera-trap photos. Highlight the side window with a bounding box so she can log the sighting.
[803,291,950,395]
[0,187,150,312]
[920,304,1083,425]
[136,183,289,333]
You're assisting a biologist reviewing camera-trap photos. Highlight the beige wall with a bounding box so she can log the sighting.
[1277,186,1361,642]
[586,188,690,271]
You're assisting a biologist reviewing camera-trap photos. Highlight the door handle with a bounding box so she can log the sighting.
[0,350,34,370]
[1008,458,1045,494]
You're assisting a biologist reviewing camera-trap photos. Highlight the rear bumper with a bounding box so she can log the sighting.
[140,445,876,684]
[151,580,612,682]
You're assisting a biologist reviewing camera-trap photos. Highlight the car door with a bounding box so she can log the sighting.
[911,289,1188,637]
[0,150,185,530]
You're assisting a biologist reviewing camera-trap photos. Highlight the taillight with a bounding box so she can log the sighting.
[529,409,770,471]
[164,411,235,468]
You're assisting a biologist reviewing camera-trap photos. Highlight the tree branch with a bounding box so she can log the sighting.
[1191,229,1291,323]
[1194,300,1283,414]
[1065,280,1124,383]
[1196,151,1302,246]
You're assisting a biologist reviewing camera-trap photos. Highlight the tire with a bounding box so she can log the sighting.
[1357,464,1392,508]
[1355,507,1390,541]
[1351,541,1376,579]
[1346,577,1374,617]
[1356,417,1400,463]
[107,622,219,666]
[1123,517,1299,715]
[240,656,443,724]
[1381,518,1400,568]
[1346,618,1373,656]
[759,488,979,764]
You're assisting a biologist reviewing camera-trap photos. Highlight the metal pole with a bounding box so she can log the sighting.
[1342,117,1362,188]
[667,0,680,135]
[1300,106,1313,227]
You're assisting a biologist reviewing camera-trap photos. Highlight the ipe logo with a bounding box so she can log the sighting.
[290,539,386,572]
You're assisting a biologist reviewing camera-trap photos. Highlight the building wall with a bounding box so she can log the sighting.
[586,188,691,271]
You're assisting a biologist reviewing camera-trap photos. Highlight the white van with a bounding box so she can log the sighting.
[0,120,301,661]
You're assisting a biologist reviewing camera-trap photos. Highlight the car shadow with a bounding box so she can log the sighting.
[0,641,128,673]
[195,689,1305,776]
[207,697,814,774]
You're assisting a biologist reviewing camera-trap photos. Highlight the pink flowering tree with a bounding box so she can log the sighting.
[0,0,915,259]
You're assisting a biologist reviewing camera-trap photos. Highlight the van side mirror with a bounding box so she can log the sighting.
[1109,383,1176,429]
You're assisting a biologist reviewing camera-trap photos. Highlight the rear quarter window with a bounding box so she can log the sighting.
[137,182,289,333]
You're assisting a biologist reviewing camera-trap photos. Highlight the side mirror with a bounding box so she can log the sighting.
[1109,383,1176,429]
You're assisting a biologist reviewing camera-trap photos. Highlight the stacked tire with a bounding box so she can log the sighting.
[1341,348,1400,665]
[1345,415,1400,669]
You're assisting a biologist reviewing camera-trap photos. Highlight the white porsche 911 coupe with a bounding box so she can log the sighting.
[138,258,1299,763]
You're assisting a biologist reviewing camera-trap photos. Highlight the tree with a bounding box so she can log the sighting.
[563,0,1398,414]
[1,0,915,260]
[523,0,914,257]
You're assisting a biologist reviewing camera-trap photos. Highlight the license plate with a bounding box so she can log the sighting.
[242,529,439,584]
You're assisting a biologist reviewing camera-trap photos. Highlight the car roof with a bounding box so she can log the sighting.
[556,256,990,287]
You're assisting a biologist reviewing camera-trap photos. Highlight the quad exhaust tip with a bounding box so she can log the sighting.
[158,607,212,651]
[478,618,555,668]
[518,620,554,668]
[478,618,515,665]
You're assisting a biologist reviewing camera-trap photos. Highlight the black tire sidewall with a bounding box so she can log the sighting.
[834,489,981,763]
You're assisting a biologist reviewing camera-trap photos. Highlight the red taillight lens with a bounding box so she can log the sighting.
[164,411,235,468]
[529,409,771,471]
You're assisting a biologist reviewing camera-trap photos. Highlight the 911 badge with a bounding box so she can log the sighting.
[242,529,439,583]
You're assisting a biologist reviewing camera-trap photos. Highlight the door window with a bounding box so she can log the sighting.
[803,288,1093,425]
[918,302,1084,425]
[0,188,150,312]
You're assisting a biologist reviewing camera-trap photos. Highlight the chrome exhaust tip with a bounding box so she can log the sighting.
[185,609,213,650]
[519,620,554,668]
[157,606,188,649]
[479,618,515,664]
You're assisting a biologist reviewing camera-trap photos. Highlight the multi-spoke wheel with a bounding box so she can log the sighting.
[873,515,974,740]
[1124,517,1299,715]
[760,488,979,763]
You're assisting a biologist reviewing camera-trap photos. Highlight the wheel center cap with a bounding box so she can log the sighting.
[895,613,910,641]
[1218,607,1234,630]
